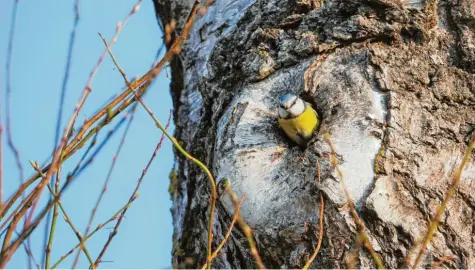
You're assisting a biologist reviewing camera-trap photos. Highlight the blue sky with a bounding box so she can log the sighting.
[0,0,174,268]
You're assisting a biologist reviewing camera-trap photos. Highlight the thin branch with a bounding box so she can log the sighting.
[45,171,60,269]
[96,3,217,267]
[0,4,144,265]
[303,161,324,270]
[323,133,384,269]
[50,198,137,269]
[44,1,80,265]
[431,255,456,268]
[93,107,172,268]
[5,0,24,195]
[0,167,80,267]
[202,196,246,269]
[98,11,218,264]
[0,127,121,267]
[23,0,144,230]
[54,0,80,148]
[412,137,475,269]
[62,0,204,157]
[71,108,136,269]
[0,187,36,233]
[5,1,29,266]
[0,88,131,226]
[27,161,96,268]
[45,182,95,268]
[73,114,128,178]
[0,1,207,264]
[223,183,264,269]
[0,0,203,220]
[69,132,99,178]
[2,5,141,265]
[14,231,40,269]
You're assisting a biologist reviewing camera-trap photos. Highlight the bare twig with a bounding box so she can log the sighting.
[45,171,61,269]
[98,8,219,263]
[0,0,204,221]
[347,230,364,269]
[431,255,456,268]
[44,1,80,265]
[324,133,384,269]
[50,198,137,269]
[5,1,29,266]
[69,132,99,178]
[0,0,208,265]
[54,0,80,147]
[71,108,135,269]
[412,137,475,269]
[73,113,128,178]
[6,0,24,196]
[28,162,95,268]
[93,107,172,268]
[14,231,40,269]
[303,162,324,270]
[202,196,246,269]
[24,0,143,229]
[224,182,265,269]
[0,167,77,267]
[0,4,143,266]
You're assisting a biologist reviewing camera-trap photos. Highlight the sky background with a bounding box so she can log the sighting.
[0,0,174,268]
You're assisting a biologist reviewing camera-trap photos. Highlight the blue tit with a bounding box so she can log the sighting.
[277,93,320,148]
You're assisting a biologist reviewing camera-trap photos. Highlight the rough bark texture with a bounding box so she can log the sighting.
[153,0,475,268]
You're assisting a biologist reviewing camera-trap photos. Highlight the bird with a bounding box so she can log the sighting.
[277,93,320,148]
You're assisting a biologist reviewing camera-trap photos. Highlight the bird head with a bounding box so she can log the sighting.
[278,93,305,118]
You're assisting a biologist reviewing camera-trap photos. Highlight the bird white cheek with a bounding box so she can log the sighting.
[288,100,305,117]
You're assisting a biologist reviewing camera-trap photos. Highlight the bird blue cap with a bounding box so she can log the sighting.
[279,93,297,104]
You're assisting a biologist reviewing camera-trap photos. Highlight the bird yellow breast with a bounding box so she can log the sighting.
[278,104,319,144]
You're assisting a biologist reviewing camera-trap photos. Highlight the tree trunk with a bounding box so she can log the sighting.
[152,0,475,268]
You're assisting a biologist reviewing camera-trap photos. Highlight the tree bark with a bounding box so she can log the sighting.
[152,0,475,268]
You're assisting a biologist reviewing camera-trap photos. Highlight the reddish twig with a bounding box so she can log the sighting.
[54,0,80,147]
[44,1,80,265]
[27,162,94,268]
[223,182,265,269]
[324,133,384,269]
[71,109,136,269]
[303,162,324,270]
[50,197,137,269]
[5,0,24,193]
[0,165,83,267]
[0,115,127,267]
[412,137,475,269]
[24,0,144,228]
[0,3,145,267]
[97,2,219,263]
[93,110,172,268]
[0,0,206,265]
[202,196,246,269]
[14,231,40,269]
[0,0,203,221]
[431,255,456,268]
[5,1,29,266]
